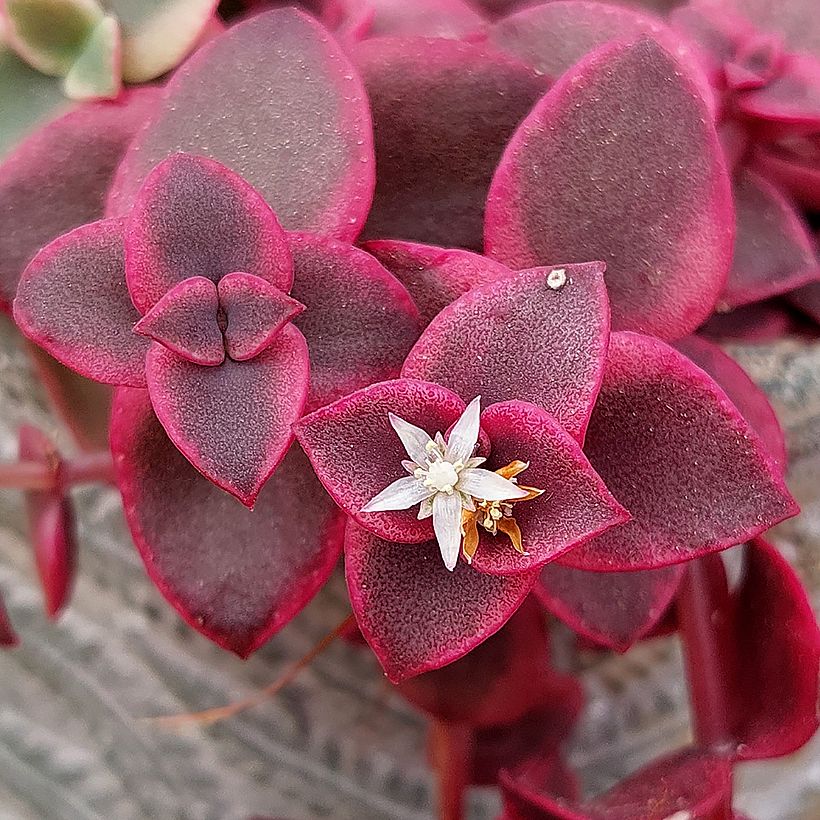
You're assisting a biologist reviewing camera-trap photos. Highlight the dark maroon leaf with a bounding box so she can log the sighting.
[0,595,17,648]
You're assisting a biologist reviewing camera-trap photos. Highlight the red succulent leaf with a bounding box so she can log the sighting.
[355,36,548,251]
[699,300,802,341]
[402,263,610,443]
[790,279,820,324]
[134,276,225,367]
[0,88,158,313]
[125,153,293,314]
[502,747,733,820]
[730,538,820,759]
[344,521,537,682]
[674,335,787,470]
[294,378,466,543]
[287,233,421,411]
[110,387,344,656]
[145,324,309,508]
[108,9,374,241]
[731,0,820,61]
[719,169,817,310]
[14,218,149,387]
[18,426,77,620]
[217,272,305,362]
[751,138,820,211]
[471,401,629,575]
[396,597,556,726]
[363,239,512,327]
[357,0,485,39]
[485,38,734,341]
[562,332,798,571]
[0,595,17,648]
[538,562,683,652]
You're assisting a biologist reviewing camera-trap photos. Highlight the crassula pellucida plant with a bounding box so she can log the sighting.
[1,1,819,817]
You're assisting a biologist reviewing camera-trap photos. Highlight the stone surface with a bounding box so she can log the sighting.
[0,314,818,819]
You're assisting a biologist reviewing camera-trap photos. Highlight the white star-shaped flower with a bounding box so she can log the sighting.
[361,397,529,571]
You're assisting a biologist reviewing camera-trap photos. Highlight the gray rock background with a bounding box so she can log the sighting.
[0,314,818,820]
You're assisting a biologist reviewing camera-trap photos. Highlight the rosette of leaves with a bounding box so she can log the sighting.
[0,0,219,99]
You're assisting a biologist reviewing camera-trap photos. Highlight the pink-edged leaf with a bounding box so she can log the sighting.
[108,9,374,241]
[145,324,309,508]
[502,747,733,820]
[361,0,485,38]
[699,300,802,341]
[363,239,512,327]
[485,38,733,341]
[737,53,820,128]
[18,426,77,619]
[345,521,537,683]
[674,335,787,470]
[790,279,820,324]
[133,276,224,366]
[730,538,820,759]
[562,332,798,571]
[14,218,149,386]
[0,594,18,648]
[396,597,555,727]
[288,233,421,411]
[111,387,344,657]
[355,36,548,252]
[719,169,817,310]
[536,562,683,652]
[125,153,292,314]
[751,138,820,211]
[732,0,820,61]
[0,88,158,313]
[470,401,629,575]
[218,272,305,362]
[402,263,609,443]
[295,379,466,542]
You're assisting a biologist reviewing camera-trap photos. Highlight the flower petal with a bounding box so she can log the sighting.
[355,36,548,251]
[485,38,733,341]
[125,152,292,314]
[111,387,344,657]
[0,88,157,312]
[361,475,431,512]
[288,232,421,411]
[459,468,528,501]
[447,395,482,462]
[674,335,787,471]
[133,276,224,366]
[19,425,78,619]
[14,218,149,386]
[344,521,537,682]
[389,414,434,465]
[218,272,305,362]
[563,332,798,571]
[433,490,464,571]
[363,239,512,327]
[295,379,466,543]
[403,263,609,443]
[535,562,684,652]
[108,9,374,241]
[145,324,309,508]
[719,169,817,310]
[471,402,630,575]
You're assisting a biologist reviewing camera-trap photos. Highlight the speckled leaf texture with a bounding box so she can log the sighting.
[0,88,158,313]
[344,522,537,683]
[363,240,512,327]
[535,562,683,652]
[14,218,149,386]
[502,748,733,820]
[562,332,798,571]
[485,38,734,341]
[354,0,484,39]
[719,169,817,310]
[145,325,310,508]
[111,387,345,657]
[108,9,374,240]
[18,426,77,620]
[355,36,548,251]
[288,233,421,411]
[125,152,293,313]
[402,263,610,443]
[295,379,466,543]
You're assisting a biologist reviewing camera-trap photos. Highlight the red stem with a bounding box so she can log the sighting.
[61,451,116,486]
[0,461,53,491]
[678,555,735,752]
[0,452,115,491]
[429,722,473,820]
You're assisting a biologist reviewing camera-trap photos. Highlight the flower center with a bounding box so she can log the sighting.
[425,459,460,493]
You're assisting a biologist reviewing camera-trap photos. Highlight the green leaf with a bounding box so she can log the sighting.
[63,15,121,100]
